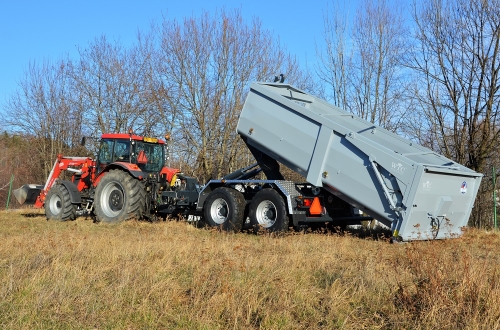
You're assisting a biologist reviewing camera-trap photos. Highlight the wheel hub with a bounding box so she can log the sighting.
[109,190,124,211]
[256,200,277,227]
[100,181,125,217]
[210,198,228,224]
[49,196,62,215]
[264,209,275,219]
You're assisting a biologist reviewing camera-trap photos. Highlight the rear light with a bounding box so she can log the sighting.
[298,197,323,215]
[303,198,313,207]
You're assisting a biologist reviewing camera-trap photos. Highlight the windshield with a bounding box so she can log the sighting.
[98,139,131,163]
[132,141,165,172]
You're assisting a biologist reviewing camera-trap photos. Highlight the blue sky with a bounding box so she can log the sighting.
[0,0,338,104]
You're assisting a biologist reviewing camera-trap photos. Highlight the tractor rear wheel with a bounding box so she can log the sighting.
[45,184,76,221]
[203,187,246,232]
[94,169,146,223]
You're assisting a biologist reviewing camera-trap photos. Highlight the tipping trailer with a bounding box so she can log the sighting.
[234,82,483,241]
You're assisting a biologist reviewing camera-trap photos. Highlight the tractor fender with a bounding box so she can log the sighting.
[93,163,144,187]
[57,180,82,204]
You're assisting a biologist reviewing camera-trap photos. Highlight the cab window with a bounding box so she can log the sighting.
[98,139,131,165]
[98,139,114,163]
[114,140,130,161]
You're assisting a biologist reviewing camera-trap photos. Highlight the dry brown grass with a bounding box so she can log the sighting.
[0,210,499,329]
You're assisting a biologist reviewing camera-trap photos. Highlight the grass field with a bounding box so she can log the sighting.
[1,210,499,329]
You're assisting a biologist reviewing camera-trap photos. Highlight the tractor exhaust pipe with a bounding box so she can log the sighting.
[13,184,43,205]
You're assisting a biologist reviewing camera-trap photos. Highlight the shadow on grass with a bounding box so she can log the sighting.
[21,213,45,218]
[292,225,393,241]
[345,226,393,241]
[238,223,393,241]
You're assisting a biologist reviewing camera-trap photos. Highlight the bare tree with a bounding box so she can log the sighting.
[409,0,500,227]
[349,0,410,131]
[136,28,179,141]
[315,0,351,108]
[0,133,45,207]
[157,10,309,182]
[410,0,500,171]
[2,10,312,188]
[72,36,161,137]
[317,0,411,133]
[3,59,83,178]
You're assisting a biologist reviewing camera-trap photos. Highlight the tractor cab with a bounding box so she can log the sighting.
[96,133,166,173]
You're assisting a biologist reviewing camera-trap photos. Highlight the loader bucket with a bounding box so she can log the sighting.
[13,184,44,205]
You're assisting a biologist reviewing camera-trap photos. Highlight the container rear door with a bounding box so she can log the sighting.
[399,168,481,240]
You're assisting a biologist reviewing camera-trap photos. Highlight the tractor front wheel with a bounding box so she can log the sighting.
[45,184,76,221]
[94,169,146,223]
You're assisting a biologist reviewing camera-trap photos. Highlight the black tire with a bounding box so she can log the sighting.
[94,169,146,223]
[249,188,289,233]
[203,187,246,232]
[44,184,77,221]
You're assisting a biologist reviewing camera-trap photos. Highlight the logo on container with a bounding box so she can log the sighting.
[460,181,467,194]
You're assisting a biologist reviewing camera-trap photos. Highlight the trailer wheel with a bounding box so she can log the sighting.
[249,188,289,233]
[203,187,245,232]
[45,184,76,221]
[94,169,146,223]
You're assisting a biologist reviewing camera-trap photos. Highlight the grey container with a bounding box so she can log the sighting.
[237,82,483,241]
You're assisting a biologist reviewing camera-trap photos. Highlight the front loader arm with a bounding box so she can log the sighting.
[33,155,94,208]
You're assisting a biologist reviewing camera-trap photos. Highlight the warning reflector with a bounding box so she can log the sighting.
[309,197,323,215]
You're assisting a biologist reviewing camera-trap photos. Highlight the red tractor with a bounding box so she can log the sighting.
[14,132,193,222]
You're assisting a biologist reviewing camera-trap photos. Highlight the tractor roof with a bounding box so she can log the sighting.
[100,133,165,144]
